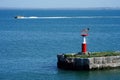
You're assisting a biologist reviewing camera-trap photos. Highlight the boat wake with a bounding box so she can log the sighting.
[15,16,120,19]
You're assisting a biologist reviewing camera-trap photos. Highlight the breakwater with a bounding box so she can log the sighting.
[57,53,120,70]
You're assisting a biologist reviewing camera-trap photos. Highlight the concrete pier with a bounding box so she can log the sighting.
[57,54,120,70]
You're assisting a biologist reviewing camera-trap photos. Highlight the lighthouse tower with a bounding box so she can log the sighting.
[81,28,89,54]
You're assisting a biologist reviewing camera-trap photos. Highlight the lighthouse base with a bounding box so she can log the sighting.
[57,52,120,70]
[78,52,90,56]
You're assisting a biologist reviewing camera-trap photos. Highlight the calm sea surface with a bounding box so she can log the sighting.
[0,9,120,80]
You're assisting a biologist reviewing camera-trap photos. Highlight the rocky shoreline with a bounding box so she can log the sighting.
[57,52,120,70]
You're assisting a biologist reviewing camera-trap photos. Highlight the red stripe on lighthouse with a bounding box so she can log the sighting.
[82,43,87,53]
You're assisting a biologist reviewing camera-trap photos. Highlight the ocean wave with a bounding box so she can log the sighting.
[16,16,120,19]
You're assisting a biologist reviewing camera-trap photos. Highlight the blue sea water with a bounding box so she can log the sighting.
[0,9,120,80]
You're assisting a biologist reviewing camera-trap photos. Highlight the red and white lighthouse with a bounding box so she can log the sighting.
[81,28,89,54]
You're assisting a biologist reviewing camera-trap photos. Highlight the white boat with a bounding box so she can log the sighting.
[15,16,25,19]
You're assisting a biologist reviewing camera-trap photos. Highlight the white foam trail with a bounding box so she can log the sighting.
[17,16,120,19]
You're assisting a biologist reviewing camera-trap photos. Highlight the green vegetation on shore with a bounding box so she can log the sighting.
[64,52,120,58]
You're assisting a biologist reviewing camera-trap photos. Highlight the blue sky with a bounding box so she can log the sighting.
[0,0,120,9]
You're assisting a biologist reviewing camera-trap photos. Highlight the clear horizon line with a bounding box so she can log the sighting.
[1,7,120,10]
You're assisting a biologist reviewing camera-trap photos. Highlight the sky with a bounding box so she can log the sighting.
[0,0,120,9]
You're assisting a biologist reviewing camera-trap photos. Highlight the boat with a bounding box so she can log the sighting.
[14,16,25,19]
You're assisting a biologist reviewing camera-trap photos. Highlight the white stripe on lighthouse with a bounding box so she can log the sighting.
[83,37,86,44]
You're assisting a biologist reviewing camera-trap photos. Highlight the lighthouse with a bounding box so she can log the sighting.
[81,28,89,54]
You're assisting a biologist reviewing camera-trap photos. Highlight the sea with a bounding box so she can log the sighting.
[0,9,120,80]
